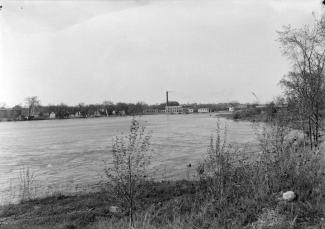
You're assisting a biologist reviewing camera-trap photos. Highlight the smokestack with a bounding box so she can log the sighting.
[166,91,169,107]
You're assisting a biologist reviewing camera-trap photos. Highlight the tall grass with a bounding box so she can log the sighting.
[92,120,325,229]
[18,167,37,202]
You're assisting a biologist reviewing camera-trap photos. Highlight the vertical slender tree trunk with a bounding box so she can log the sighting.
[128,154,133,228]
[308,117,313,149]
[315,104,319,147]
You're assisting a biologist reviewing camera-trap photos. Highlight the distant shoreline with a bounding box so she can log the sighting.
[0,112,228,123]
[215,111,268,122]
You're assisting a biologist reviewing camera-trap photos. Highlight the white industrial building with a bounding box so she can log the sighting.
[198,108,210,113]
[165,106,183,114]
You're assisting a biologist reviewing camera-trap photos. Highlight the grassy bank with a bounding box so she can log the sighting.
[216,110,268,122]
[1,163,325,229]
[0,180,198,229]
[1,151,325,228]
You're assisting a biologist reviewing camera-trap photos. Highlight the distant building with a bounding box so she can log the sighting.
[228,104,248,112]
[182,107,194,114]
[187,108,194,113]
[165,106,183,114]
[16,115,26,121]
[99,108,109,116]
[236,104,248,110]
[198,108,210,113]
[119,110,126,116]
[49,112,56,119]
[75,111,82,118]
[144,109,160,114]
[94,111,101,117]
[112,110,116,115]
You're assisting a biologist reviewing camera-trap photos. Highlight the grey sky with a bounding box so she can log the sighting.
[0,0,323,106]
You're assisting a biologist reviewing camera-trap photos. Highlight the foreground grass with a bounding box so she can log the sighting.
[0,180,198,229]
[1,172,325,229]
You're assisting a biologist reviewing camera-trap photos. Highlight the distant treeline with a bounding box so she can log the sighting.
[32,101,234,118]
[1,96,275,121]
[37,101,253,117]
[2,100,253,120]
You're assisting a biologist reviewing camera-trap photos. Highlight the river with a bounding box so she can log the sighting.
[0,114,260,203]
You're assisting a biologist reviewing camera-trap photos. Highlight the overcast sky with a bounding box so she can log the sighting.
[0,0,324,106]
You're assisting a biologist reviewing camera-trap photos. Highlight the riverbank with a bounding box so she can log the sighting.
[1,174,324,229]
[0,180,197,228]
[1,144,324,229]
[0,114,129,122]
[215,110,268,122]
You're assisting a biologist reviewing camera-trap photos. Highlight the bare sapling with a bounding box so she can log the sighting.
[104,119,152,228]
[198,120,233,199]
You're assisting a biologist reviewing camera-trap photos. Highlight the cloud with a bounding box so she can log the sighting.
[1,0,149,33]
[1,0,321,105]
[233,0,322,14]
[266,0,322,13]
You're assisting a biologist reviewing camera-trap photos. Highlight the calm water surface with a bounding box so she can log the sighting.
[0,114,260,203]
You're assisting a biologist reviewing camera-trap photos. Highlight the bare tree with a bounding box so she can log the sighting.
[25,96,40,117]
[104,119,151,227]
[278,16,325,148]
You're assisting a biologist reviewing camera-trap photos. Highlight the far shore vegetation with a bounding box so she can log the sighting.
[1,8,325,229]
[0,97,249,122]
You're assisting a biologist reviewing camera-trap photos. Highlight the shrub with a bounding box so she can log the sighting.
[104,119,152,227]
[194,119,325,228]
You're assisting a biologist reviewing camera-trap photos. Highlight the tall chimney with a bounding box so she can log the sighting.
[166,91,169,107]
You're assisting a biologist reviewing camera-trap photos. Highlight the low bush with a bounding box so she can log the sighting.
[233,108,263,120]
